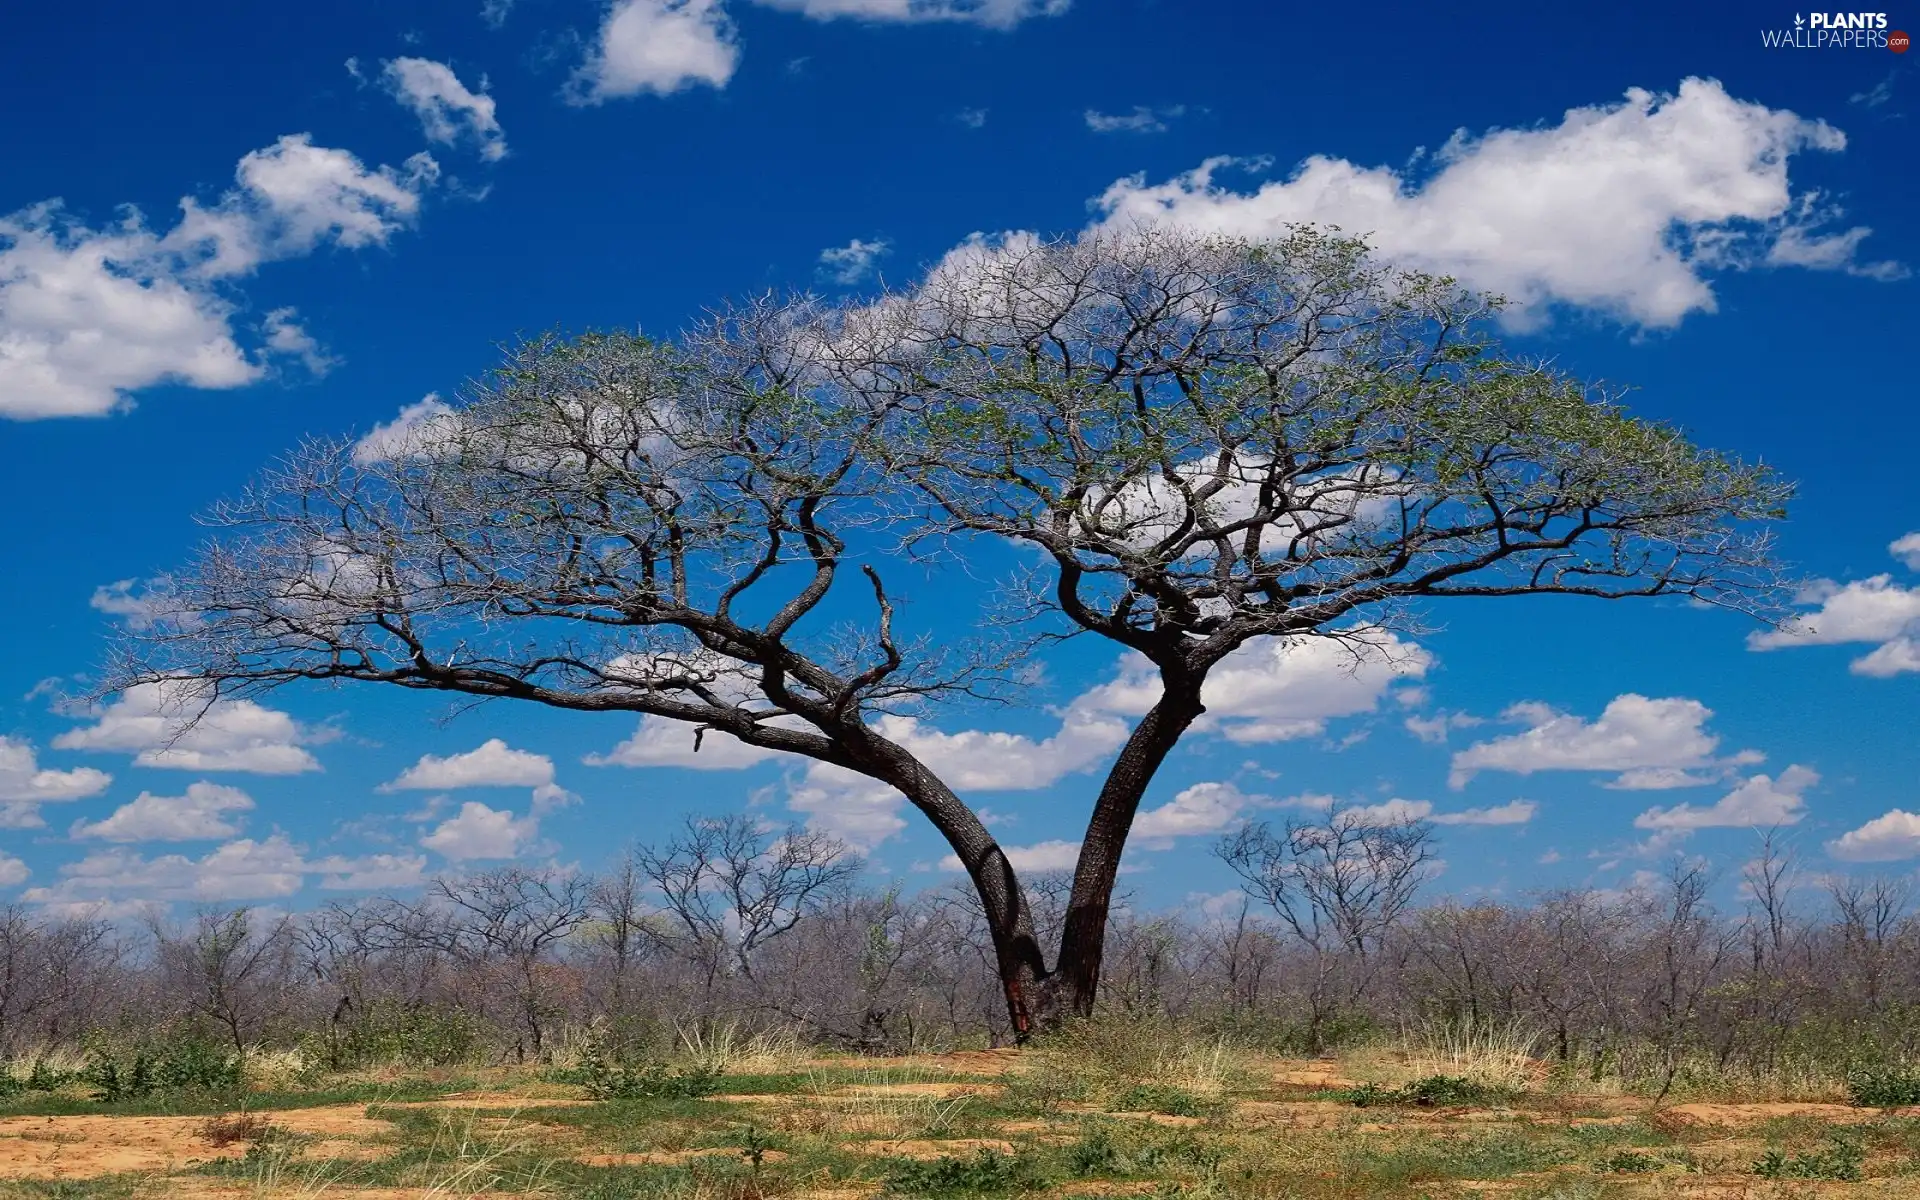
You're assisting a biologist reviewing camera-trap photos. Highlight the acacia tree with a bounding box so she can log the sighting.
[108,226,1787,1035]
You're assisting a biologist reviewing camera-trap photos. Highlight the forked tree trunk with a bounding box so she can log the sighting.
[1049,689,1207,1022]
[856,686,1205,1039]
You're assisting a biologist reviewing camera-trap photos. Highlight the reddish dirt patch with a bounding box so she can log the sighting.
[0,1104,397,1179]
[1233,1099,1369,1128]
[836,1082,988,1098]
[396,1092,593,1110]
[861,1137,1015,1159]
[576,1148,789,1167]
[1271,1062,1361,1089]
[1663,1102,1861,1126]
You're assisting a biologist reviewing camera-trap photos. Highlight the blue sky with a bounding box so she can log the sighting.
[1,0,1915,916]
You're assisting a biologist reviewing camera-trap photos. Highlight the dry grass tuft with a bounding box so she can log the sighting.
[199,1111,277,1148]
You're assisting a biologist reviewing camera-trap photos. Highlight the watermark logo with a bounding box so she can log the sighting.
[1762,11,1901,47]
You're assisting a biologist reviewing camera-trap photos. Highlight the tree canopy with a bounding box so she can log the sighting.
[111,225,1789,1032]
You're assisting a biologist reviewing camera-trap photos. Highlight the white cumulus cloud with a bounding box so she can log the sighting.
[571,0,739,101]
[351,394,460,464]
[1,135,437,419]
[1633,765,1817,832]
[1448,694,1750,790]
[420,800,542,860]
[938,837,1080,873]
[1091,632,1430,744]
[0,735,113,829]
[70,781,255,842]
[1090,78,1897,329]
[1133,781,1259,846]
[20,834,411,912]
[1830,809,1920,863]
[55,681,322,774]
[1750,536,1920,676]
[819,238,890,284]
[382,58,507,162]
[381,739,555,791]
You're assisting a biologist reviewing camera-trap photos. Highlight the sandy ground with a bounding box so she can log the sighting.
[0,1058,1911,1194]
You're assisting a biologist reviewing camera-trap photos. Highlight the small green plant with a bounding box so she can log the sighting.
[738,1123,773,1173]
[1109,1082,1209,1117]
[884,1148,1050,1194]
[1336,1074,1512,1108]
[564,1042,722,1101]
[1066,1125,1170,1177]
[1847,1065,1920,1107]
[83,1035,244,1103]
[1752,1133,1866,1182]
[1595,1149,1662,1174]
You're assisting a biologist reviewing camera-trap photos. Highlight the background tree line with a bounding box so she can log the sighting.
[5,812,1915,1093]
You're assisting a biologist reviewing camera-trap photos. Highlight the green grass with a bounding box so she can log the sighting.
[0,1181,147,1200]
[1327,1074,1519,1109]
[882,1148,1052,1195]
[1851,1065,1920,1107]
[1108,1082,1215,1117]
[0,1077,467,1118]
[1346,1131,1577,1184]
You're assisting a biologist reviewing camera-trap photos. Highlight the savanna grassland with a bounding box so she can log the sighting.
[5,1019,1920,1200]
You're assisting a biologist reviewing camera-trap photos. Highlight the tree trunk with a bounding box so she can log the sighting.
[1050,687,1207,1021]
[850,730,1053,1038]
[850,685,1203,1037]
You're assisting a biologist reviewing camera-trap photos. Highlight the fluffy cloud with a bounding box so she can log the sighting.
[590,717,788,770]
[420,801,541,860]
[1633,765,1817,832]
[20,834,416,912]
[1829,809,1920,863]
[570,0,1062,102]
[1749,536,1920,676]
[0,855,28,888]
[1085,105,1183,134]
[168,135,438,278]
[938,838,1080,873]
[381,58,507,162]
[312,853,428,890]
[571,0,739,101]
[1293,795,1535,826]
[70,781,255,842]
[1,135,436,419]
[0,736,113,829]
[1432,800,1537,827]
[1092,632,1430,743]
[868,707,1129,791]
[260,307,336,375]
[1893,533,1920,572]
[55,681,322,774]
[1447,695,1751,789]
[819,238,890,285]
[351,394,460,464]
[1133,781,1258,845]
[1091,78,1897,329]
[754,0,1066,26]
[1404,711,1484,745]
[381,739,555,791]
